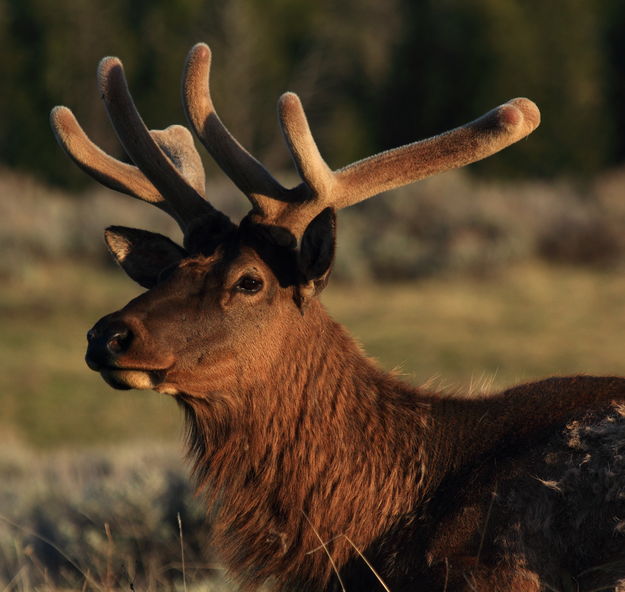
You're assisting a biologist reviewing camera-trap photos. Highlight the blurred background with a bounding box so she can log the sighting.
[2,0,625,589]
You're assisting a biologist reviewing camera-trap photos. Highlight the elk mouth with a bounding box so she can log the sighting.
[99,367,166,391]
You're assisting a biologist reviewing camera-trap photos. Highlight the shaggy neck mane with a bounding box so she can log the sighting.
[177,300,624,591]
[176,300,427,588]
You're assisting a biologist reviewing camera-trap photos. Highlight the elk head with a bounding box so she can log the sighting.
[50,43,540,400]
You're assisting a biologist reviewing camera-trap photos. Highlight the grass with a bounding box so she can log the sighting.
[325,261,625,390]
[3,258,625,447]
[0,443,230,591]
[0,262,182,447]
[4,254,625,590]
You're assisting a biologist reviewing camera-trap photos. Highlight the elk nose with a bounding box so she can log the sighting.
[85,322,134,370]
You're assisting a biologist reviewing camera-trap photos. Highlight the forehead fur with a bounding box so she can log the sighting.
[195,232,299,289]
[238,220,300,288]
[164,210,334,293]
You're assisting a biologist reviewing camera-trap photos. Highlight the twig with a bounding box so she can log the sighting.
[305,529,393,591]
[476,484,497,564]
[302,511,346,592]
[342,535,391,592]
[305,535,345,555]
[1,564,27,592]
[177,512,188,592]
[0,512,103,591]
[104,522,114,591]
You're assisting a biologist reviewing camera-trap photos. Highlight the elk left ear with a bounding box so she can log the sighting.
[295,208,336,308]
[104,226,187,288]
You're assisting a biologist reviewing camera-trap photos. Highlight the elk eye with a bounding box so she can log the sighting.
[235,275,263,294]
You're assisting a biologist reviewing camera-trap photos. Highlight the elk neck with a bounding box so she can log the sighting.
[174,296,514,588]
[174,298,429,585]
[174,295,625,589]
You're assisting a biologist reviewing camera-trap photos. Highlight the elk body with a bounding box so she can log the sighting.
[51,44,625,591]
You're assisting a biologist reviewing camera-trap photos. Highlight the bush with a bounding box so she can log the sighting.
[0,443,227,591]
[4,167,625,283]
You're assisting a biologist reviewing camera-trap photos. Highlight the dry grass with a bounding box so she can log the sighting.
[324,261,625,390]
[0,443,233,591]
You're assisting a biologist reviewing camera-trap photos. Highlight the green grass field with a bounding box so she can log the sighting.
[0,263,181,447]
[326,262,625,389]
[3,260,625,447]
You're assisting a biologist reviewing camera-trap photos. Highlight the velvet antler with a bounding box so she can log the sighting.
[183,43,540,239]
[51,57,231,240]
[52,43,540,247]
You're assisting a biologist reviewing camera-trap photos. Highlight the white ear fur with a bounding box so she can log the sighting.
[104,230,133,262]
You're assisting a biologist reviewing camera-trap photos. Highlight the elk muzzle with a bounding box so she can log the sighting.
[85,316,169,391]
[86,321,133,369]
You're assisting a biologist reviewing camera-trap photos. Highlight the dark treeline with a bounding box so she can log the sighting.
[0,0,624,189]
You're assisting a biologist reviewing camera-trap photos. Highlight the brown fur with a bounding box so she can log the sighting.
[80,239,625,590]
[171,297,625,591]
[78,184,625,592]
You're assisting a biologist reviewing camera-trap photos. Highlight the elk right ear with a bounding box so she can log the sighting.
[295,208,336,309]
[104,226,187,288]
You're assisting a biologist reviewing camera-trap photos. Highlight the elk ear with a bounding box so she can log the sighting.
[295,208,336,308]
[104,226,187,288]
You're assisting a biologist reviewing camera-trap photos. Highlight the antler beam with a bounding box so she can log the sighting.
[51,56,229,237]
[53,43,540,246]
[182,43,540,239]
[330,98,540,208]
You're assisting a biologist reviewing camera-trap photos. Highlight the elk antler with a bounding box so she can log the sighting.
[51,56,232,240]
[183,43,540,239]
[53,44,540,250]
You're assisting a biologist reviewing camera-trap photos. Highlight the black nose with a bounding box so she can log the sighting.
[86,321,134,371]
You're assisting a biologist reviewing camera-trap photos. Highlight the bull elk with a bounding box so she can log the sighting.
[51,43,625,591]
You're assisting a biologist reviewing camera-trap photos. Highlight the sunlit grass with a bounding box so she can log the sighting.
[325,261,625,389]
[3,259,625,447]
[0,262,182,447]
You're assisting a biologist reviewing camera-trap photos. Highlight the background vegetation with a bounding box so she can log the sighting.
[5,170,625,590]
[2,0,625,589]
[1,0,625,186]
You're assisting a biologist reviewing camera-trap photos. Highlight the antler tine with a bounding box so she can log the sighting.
[50,105,176,218]
[332,98,541,209]
[182,43,291,217]
[265,91,539,238]
[278,92,335,201]
[98,56,215,232]
[183,43,540,243]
